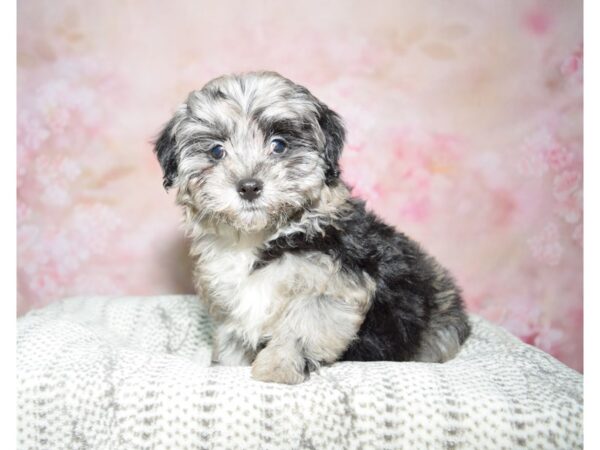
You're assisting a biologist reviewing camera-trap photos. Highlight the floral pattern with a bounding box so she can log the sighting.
[17,0,583,371]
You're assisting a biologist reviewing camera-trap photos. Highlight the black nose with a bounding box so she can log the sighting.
[237,178,263,201]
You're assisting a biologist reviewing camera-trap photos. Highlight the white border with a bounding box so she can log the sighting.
[584,0,596,447]
[2,0,16,448]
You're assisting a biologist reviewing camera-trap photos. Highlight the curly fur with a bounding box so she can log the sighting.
[153,71,470,384]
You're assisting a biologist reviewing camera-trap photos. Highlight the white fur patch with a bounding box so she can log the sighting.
[190,225,374,365]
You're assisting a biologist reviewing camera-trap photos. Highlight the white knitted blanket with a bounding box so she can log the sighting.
[17,295,582,449]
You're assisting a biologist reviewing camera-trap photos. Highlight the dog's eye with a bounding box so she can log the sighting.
[270,139,287,154]
[209,145,226,160]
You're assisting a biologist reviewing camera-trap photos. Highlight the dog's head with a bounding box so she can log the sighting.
[154,72,345,232]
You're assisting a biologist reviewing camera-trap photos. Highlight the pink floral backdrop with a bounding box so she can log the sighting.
[17,0,583,371]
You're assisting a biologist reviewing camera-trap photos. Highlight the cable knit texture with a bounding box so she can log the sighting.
[17,295,582,449]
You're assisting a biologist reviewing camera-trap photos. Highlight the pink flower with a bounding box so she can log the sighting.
[41,184,70,207]
[429,132,463,157]
[343,164,383,206]
[528,223,563,266]
[28,274,63,303]
[35,80,72,133]
[398,197,430,222]
[517,151,547,178]
[17,112,50,152]
[544,144,574,172]
[485,299,543,343]
[518,128,569,177]
[561,43,583,83]
[59,158,82,181]
[556,189,582,224]
[553,170,581,202]
[17,224,40,253]
[522,7,552,36]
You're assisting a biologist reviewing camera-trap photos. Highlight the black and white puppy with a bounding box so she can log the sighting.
[154,71,470,384]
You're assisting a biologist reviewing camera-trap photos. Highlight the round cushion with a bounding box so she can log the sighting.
[17,295,583,449]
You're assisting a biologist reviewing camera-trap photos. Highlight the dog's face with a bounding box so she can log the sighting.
[154,72,345,232]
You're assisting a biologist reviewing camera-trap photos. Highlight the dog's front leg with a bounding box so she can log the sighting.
[251,338,307,384]
[212,325,253,366]
[251,295,366,384]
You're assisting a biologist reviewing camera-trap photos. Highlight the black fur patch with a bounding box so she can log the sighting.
[317,104,345,185]
[257,118,315,145]
[254,192,471,362]
[153,116,180,189]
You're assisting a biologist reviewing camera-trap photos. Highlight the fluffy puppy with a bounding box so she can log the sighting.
[154,71,470,384]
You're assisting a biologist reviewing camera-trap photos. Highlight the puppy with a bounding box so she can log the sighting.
[154,71,470,384]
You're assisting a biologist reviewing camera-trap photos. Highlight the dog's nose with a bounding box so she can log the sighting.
[237,178,263,201]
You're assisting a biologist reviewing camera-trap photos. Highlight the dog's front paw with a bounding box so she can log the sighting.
[251,347,306,385]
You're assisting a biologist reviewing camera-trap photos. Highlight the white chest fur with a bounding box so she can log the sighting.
[194,232,280,347]
[191,227,375,355]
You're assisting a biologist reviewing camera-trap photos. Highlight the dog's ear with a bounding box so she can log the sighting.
[153,114,181,190]
[317,103,346,185]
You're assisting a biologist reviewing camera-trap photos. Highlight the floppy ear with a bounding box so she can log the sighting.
[153,115,181,190]
[317,103,346,185]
